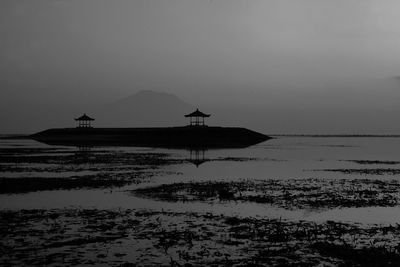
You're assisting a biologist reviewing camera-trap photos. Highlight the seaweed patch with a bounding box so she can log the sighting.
[1,209,400,266]
[133,179,400,209]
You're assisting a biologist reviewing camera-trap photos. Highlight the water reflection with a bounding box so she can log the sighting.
[77,146,92,153]
[187,149,208,167]
[3,137,400,225]
[74,145,211,168]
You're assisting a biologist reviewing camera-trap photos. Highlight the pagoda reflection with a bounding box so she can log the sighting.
[187,149,209,167]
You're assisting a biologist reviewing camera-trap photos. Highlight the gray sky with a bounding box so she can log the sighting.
[1,0,400,134]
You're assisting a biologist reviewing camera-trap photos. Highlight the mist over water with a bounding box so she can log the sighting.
[1,0,400,134]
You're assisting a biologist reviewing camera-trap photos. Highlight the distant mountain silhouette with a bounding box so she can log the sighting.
[97,90,194,127]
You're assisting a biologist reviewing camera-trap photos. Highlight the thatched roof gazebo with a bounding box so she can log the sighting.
[75,113,95,128]
[184,109,210,126]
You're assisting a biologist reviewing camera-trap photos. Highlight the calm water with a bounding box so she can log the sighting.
[1,136,400,224]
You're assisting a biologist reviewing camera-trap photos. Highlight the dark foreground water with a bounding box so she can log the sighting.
[1,137,400,266]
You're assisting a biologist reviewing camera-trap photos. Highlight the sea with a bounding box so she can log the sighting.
[1,136,400,225]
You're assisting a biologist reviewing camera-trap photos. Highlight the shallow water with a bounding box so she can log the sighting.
[1,136,400,224]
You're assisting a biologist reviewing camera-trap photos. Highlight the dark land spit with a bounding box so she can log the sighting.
[31,126,271,148]
[1,209,400,266]
[133,178,400,209]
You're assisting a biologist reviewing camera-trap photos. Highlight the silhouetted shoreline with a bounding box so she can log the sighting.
[4,134,400,141]
[30,126,271,148]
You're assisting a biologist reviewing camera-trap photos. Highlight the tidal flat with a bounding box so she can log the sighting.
[2,209,400,266]
[2,137,400,266]
[133,179,400,209]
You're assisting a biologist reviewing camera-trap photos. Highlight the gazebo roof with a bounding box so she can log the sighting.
[75,113,95,121]
[184,109,210,118]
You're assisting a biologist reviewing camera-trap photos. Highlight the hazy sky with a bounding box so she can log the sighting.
[1,0,400,133]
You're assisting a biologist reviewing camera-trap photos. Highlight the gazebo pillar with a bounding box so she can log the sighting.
[75,114,95,128]
[184,109,211,127]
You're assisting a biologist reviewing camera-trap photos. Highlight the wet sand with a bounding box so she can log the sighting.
[2,209,400,266]
[133,178,400,209]
[2,137,400,265]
